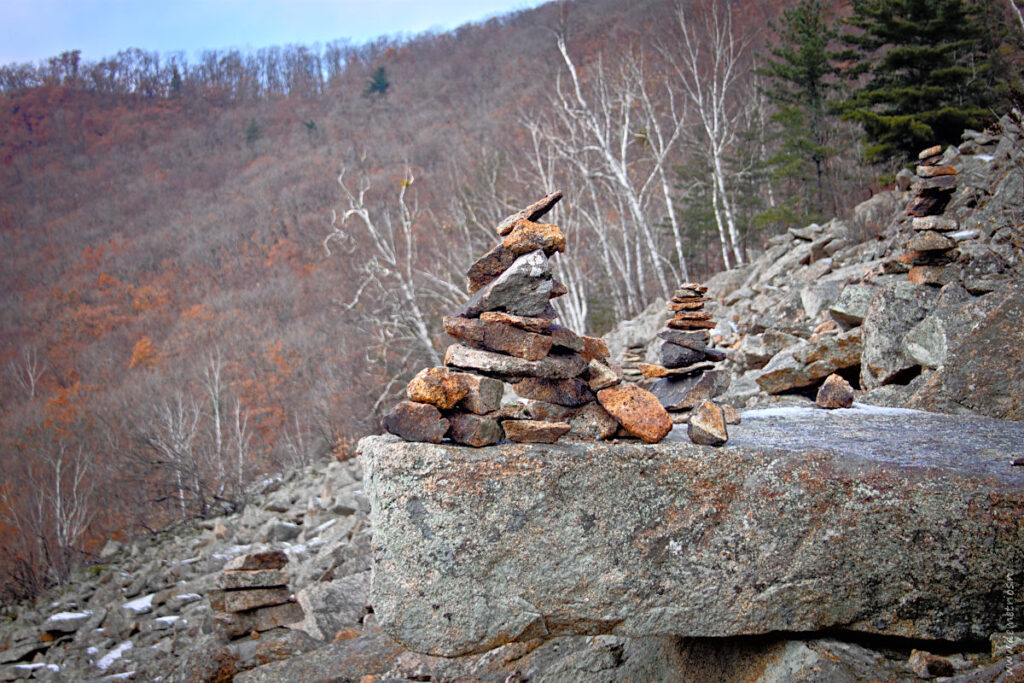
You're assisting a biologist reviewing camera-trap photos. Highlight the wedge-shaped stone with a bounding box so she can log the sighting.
[224,551,288,571]
[467,243,516,294]
[586,359,621,391]
[580,335,610,362]
[687,401,727,446]
[216,569,287,590]
[445,344,586,380]
[512,377,594,407]
[446,413,504,447]
[829,284,878,328]
[639,362,715,379]
[501,419,570,443]
[502,220,565,256]
[443,316,552,361]
[479,311,552,334]
[407,366,469,409]
[597,384,672,443]
[210,587,292,613]
[549,324,584,352]
[360,411,1024,656]
[457,251,553,318]
[383,401,450,444]
[495,191,563,236]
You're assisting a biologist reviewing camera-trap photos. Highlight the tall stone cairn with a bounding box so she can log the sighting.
[901,144,960,286]
[382,191,673,445]
[641,283,732,445]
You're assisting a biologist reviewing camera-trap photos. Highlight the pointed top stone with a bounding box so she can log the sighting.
[496,192,564,236]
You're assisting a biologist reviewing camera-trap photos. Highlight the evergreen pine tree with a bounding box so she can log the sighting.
[364,66,390,97]
[840,0,994,162]
[757,0,841,221]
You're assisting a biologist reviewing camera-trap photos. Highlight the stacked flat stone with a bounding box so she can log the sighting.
[619,342,648,382]
[383,192,673,445]
[210,551,304,640]
[901,145,960,285]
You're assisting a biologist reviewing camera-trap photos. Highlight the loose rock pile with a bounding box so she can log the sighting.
[210,551,304,639]
[383,192,673,445]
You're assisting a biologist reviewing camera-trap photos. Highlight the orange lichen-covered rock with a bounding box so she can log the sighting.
[502,220,566,256]
[406,366,469,410]
[596,383,672,443]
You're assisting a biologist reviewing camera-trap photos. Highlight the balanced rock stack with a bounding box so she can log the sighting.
[210,551,304,639]
[901,144,960,285]
[383,192,673,445]
[641,283,733,445]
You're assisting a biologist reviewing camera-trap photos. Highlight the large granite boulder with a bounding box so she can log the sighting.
[360,408,1024,657]
[907,290,1024,420]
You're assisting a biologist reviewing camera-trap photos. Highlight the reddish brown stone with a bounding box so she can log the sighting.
[596,384,673,444]
[667,318,716,330]
[457,374,504,415]
[918,144,942,159]
[668,300,705,311]
[638,362,715,379]
[580,335,610,362]
[687,401,728,446]
[466,243,516,294]
[816,373,854,409]
[479,311,552,334]
[549,279,568,299]
[443,316,553,361]
[406,366,470,409]
[915,174,958,191]
[502,220,566,256]
[224,551,288,571]
[210,587,292,613]
[501,419,571,443]
[671,310,714,321]
[908,265,945,285]
[512,377,594,407]
[916,164,956,178]
[907,193,952,217]
[675,283,708,296]
[383,401,450,444]
[446,413,504,447]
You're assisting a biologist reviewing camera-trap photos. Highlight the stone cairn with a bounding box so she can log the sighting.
[382,191,674,445]
[639,284,736,446]
[210,550,304,639]
[902,144,959,286]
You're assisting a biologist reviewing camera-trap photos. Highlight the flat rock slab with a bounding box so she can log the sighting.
[360,407,1024,657]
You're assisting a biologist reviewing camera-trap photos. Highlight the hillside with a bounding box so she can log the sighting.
[0,112,1021,678]
[0,0,820,597]
[1,0,1022,604]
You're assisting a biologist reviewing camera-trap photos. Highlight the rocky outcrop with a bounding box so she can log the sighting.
[361,407,1024,657]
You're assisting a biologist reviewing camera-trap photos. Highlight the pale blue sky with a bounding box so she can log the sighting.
[0,0,548,64]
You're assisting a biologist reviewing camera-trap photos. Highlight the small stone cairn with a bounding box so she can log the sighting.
[210,551,304,640]
[640,284,734,445]
[901,144,959,285]
[382,192,674,445]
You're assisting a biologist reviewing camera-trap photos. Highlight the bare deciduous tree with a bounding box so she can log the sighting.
[7,346,47,400]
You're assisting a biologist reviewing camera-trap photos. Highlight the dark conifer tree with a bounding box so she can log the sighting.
[757,0,841,221]
[839,0,994,162]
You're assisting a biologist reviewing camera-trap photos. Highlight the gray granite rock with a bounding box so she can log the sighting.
[861,281,940,389]
[360,407,1024,656]
[457,250,553,318]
